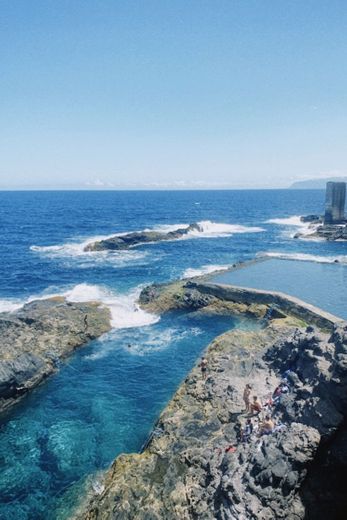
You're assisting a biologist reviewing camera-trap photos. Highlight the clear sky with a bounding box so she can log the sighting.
[1,0,346,189]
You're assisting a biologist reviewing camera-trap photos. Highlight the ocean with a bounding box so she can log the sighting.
[0,189,346,519]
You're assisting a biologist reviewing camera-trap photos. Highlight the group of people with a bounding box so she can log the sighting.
[198,355,291,449]
[241,379,290,443]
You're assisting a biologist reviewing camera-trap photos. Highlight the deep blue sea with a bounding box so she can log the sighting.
[0,190,346,519]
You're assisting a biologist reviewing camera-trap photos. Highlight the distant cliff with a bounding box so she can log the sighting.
[289,177,347,189]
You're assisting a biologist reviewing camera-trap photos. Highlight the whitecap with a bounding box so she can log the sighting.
[264,215,315,238]
[187,220,265,237]
[265,215,306,227]
[31,221,264,261]
[30,239,150,267]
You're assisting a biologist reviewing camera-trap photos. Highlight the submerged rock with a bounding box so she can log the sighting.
[83,223,202,251]
[0,298,111,414]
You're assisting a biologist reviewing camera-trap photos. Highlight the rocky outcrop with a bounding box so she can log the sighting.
[0,297,111,414]
[73,318,347,520]
[84,223,201,252]
[294,223,347,241]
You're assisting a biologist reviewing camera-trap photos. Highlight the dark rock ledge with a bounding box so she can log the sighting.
[83,223,202,252]
[0,297,111,415]
[72,282,347,520]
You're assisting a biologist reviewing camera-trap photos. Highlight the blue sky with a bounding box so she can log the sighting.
[1,0,346,188]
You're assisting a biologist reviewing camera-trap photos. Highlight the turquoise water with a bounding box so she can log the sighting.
[0,190,346,518]
[0,311,256,519]
[210,258,347,320]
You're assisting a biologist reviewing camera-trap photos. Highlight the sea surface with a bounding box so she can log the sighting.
[0,190,346,519]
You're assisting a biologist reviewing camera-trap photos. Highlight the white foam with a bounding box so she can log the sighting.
[259,252,347,265]
[264,215,315,238]
[87,325,203,360]
[187,220,265,237]
[31,221,264,262]
[181,264,231,279]
[30,237,149,267]
[63,284,159,329]
[0,299,23,313]
[265,215,306,227]
[0,283,159,330]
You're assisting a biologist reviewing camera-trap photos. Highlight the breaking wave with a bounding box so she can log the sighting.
[264,215,314,238]
[181,264,231,279]
[0,299,23,313]
[258,252,347,265]
[186,220,265,237]
[30,237,149,267]
[0,283,159,329]
[265,215,306,227]
[30,221,265,261]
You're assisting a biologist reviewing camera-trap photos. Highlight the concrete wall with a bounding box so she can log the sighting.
[189,282,345,331]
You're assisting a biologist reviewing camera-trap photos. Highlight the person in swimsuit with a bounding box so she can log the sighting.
[243,384,252,412]
[200,357,208,379]
[250,396,262,415]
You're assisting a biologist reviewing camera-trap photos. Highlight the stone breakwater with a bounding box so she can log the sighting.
[84,223,201,251]
[0,297,111,415]
[73,281,347,520]
[139,279,343,331]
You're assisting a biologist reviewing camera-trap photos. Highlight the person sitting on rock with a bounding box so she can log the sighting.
[243,383,252,412]
[241,418,253,443]
[250,396,262,415]
[273,381,289,403]
[200,357,208,379]
[259,415,274,436]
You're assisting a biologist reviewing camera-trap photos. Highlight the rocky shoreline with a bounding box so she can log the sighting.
[72,280,347,520]
[293,215,347,241]
[0,297,111,415]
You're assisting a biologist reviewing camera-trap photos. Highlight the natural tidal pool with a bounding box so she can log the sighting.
[210,258,347,320]
[0,310,258,520]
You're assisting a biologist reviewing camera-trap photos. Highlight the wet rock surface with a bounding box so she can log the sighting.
[294,222,347,241]
[0,297,111,414]
[84,223,202,251]
[73,318,347,520]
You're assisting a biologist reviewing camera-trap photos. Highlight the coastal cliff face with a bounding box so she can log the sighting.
[84,223,201,252]
[73,281,347,520]
[0,297,111,414]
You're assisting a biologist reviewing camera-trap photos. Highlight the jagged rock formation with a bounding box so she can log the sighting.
[84,223,201,251]
[73,283,347,520]
[294,223,347,241]
[0,297,111,414]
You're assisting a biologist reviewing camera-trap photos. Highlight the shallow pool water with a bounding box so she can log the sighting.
[210,258,347,320]
[0,311,257,520]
